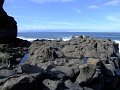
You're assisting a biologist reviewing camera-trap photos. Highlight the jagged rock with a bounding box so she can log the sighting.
[20,64,44,74]
[64,79,83,90]
[2,73,44,90]
[76,64,96,84]
[83,87,94,90]
[42,79,64,90]
[0,35,120,90]
[0,0,17,43]
[0,38,31,68]
[25,36,120,90]
[46,66,75,81]
[0,69,15,79]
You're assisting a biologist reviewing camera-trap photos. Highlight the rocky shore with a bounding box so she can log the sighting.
[0,36,120,90]
[1,0,120,90]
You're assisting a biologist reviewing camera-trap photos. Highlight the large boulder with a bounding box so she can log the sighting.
[2,73,44,90]
[0,0,17,43]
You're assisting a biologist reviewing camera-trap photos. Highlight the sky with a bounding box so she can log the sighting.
[3,0,120,32]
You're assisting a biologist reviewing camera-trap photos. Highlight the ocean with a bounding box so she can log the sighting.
[18,32,120,52]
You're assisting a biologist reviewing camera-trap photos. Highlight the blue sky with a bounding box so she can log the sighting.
[4,0,120,32]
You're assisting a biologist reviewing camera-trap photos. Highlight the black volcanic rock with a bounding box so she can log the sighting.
[25,36,120,90]
[0,36,120,90]
[0,0,17,43]
[0,38,31,69]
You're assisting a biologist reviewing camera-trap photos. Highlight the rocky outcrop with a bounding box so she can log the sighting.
[24,36,120,90]
[0,0,17,43]
[0,38,31,69]
[0,36,120,90]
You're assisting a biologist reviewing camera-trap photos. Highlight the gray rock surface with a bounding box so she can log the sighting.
[42,79,64,90]
[0,34,120,90]
[0,39,30,69]
[25,36,120,90]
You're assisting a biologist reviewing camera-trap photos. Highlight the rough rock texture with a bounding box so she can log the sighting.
[24,36,120,90]
[0,38,31,69]
[0,0,120,89]
[0,36,120,90]
[0,0,17,43]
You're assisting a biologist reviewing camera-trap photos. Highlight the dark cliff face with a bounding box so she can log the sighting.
[0,0,17,42]
[0,0,4,8]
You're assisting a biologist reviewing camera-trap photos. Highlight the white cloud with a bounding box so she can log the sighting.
[105,16,120,22]
[88,5,99,9]
[88,0,120,9]
[72,8,81,15]
[18,21,78,31]
[18,24,46,31]
[30,0,73,3]
[104,0,120,6]
[50,21,76,26]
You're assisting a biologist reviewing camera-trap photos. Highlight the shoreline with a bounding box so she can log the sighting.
[18,34,120,53]
[0,36,120,90]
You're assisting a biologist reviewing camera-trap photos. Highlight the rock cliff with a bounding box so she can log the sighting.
[0,0,17,43]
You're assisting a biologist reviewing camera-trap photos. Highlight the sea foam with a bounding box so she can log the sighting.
[18,36,73,42]
[17,36,37,42]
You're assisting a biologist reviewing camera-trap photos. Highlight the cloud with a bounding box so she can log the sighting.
[88,0,120,9]
[88,5,99,9]
[18,20,78,31]
[72,8,81,15]
[30,0,73,3]
[50,21,76,26]
[105,15,120,22]
[18,24,46,31]
[104,0,120,6]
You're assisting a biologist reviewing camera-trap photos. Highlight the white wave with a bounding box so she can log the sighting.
[17,36,37,42]
[62,36,79,41]
[62,36,72,41]
[114,40,120,53]
[18,36,73,42]
[18,35,82,42]
[18,36,57,42]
